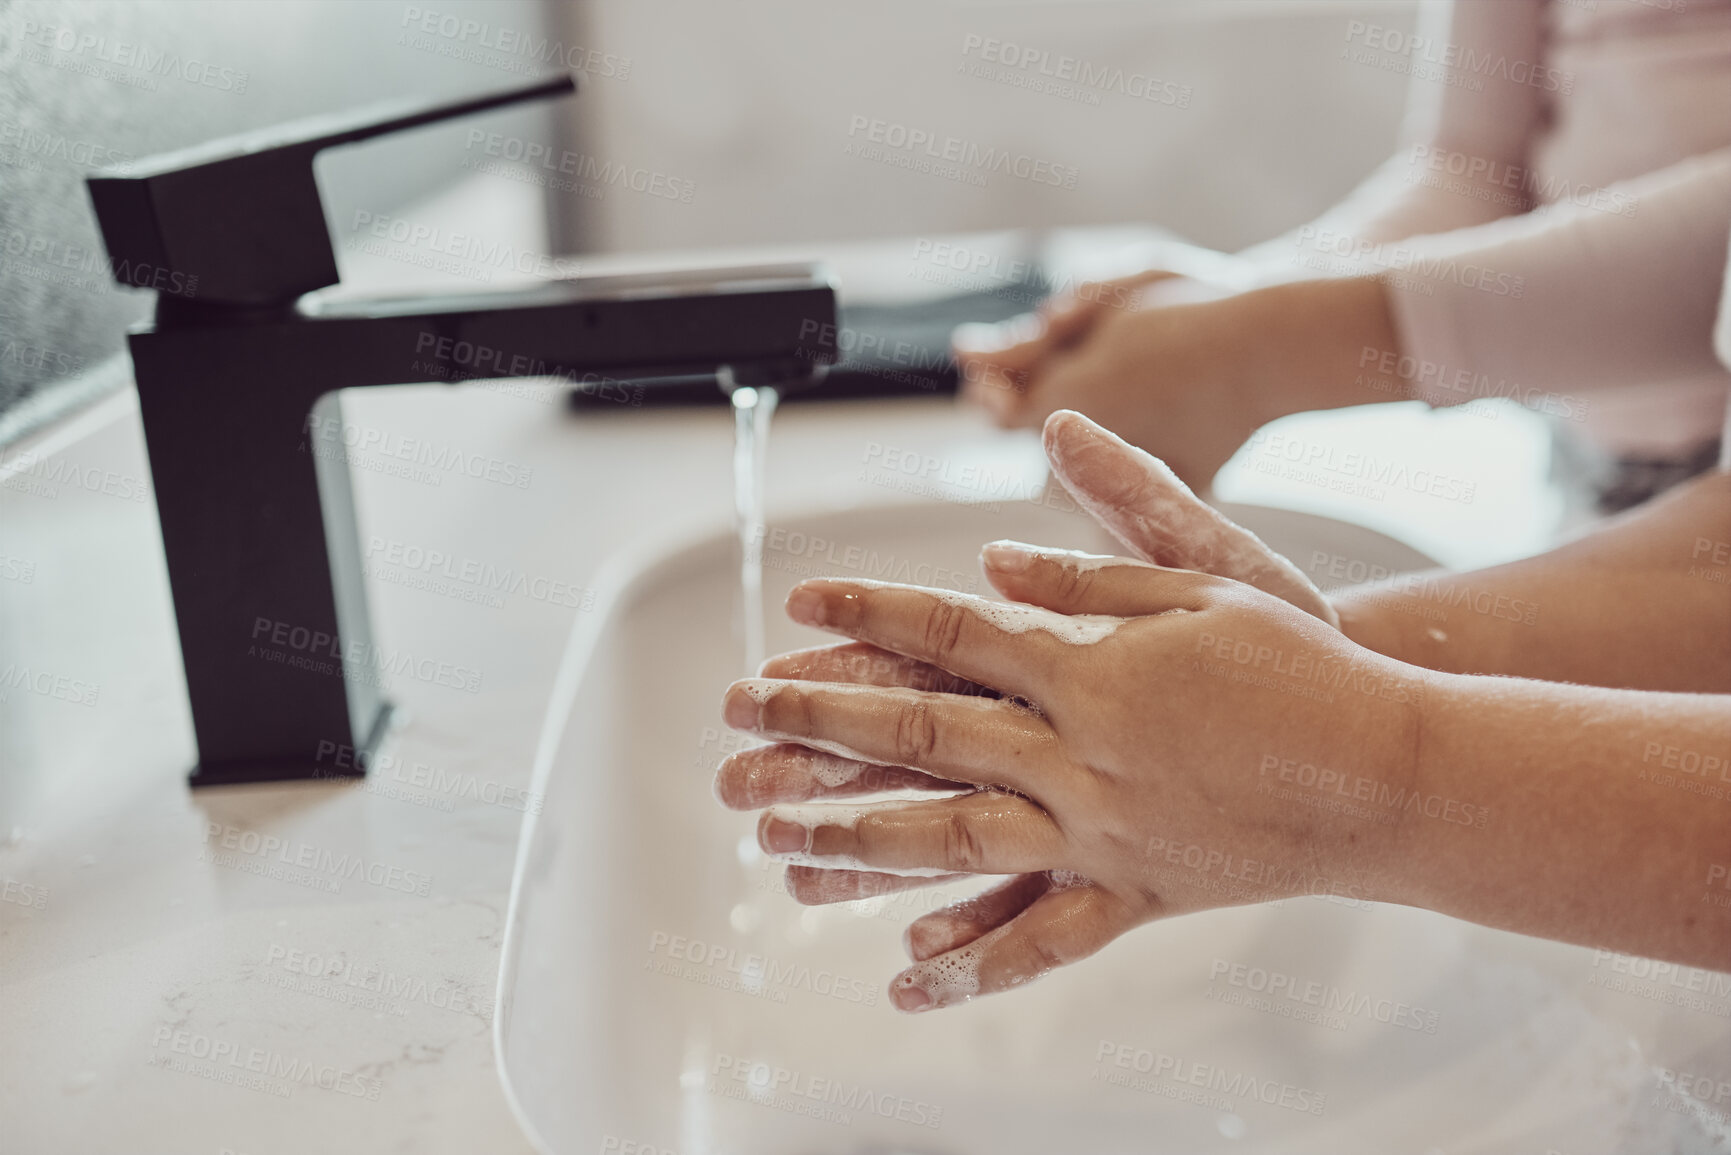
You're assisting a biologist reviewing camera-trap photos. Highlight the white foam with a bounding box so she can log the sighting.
[736,680,780,704]
[761,803,952,876]
[990,543,1123,574]
[927,585,1122,645]
[897,921,1017,1005]
[807,753,865,788]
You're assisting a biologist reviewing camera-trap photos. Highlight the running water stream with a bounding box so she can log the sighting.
[731,384,779,676]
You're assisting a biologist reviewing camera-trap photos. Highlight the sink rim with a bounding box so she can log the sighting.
[488,494,1443,1153]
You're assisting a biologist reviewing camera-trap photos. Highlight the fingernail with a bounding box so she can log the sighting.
[785,585,825,626]
[724,680,773,729]
[1041,409,1083,459]
[891,980,933,1013]
[760,812,810,854]
[981,540,1037,574]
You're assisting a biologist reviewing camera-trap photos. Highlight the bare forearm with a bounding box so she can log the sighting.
[1333,470,1731,692]
[1382,672,1731,969]
[1228,276,1403,426]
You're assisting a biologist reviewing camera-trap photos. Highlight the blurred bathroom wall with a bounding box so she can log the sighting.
[552,0,1420,255]
[0,0,560,442]
[0,0,1422,440]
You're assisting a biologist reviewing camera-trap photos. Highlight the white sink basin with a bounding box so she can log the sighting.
[495,497,1730,1154]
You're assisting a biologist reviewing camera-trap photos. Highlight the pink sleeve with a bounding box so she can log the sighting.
[1243,0,1549,274]
[1386,148,1731,394]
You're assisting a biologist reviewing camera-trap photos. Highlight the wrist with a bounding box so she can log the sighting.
[1232,277,1402,422]
[1359,661,1491,913]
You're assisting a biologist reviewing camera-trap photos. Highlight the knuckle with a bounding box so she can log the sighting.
[892,698,941,767]
[941,811,986,872]
[1048,558,1095,607]
[766,684,817,737]
[1023,932,1068,977]
[920,599,969,662]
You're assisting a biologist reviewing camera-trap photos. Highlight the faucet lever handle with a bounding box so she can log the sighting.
[85,74,578,308]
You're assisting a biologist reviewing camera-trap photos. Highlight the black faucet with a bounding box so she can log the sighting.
[86,75,837,787]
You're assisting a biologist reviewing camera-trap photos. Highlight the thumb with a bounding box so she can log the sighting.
[1041,409,1339,627]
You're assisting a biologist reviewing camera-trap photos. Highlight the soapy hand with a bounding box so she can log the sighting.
[715,413,1397,1012]
[717,545,1425,1012]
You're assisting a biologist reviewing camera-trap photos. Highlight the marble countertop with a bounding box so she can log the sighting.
[0,363,1051,1153]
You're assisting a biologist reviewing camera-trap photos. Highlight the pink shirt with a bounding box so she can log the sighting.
[1258,0,1731,454]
